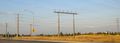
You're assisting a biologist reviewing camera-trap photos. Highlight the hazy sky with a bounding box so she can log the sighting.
[0,0,120,35]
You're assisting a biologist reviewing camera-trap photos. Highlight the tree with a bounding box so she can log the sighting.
[76,32,81,35]
[60,32,63,36]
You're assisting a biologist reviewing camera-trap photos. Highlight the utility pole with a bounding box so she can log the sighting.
[5,23,8,37]
[117,18,119,33]
[54,11,60,37]
[30,24,32,36]
[54,11,77,38]
[16,14,19,37]
[57,13,60,37]
[32,16,34,36]
[73,14,75,38]
[23,9,35,36]
[54,11,61,37]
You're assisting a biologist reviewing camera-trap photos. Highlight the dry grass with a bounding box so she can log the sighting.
[13,35,120,42]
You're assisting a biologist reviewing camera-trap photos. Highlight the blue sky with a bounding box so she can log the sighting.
[0,0,120,35]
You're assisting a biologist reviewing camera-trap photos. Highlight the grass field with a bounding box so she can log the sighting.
[13,35,120,42]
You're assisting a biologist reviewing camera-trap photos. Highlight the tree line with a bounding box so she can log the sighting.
[0,32,120,37]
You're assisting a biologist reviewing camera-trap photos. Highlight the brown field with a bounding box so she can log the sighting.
[13,35,120,42]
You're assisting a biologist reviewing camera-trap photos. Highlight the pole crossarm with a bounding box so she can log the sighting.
[54,11,77,15]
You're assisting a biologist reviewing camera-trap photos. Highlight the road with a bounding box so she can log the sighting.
[0,39,118,43]
[0,39,66,43]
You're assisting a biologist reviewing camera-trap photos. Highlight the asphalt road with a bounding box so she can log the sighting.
[0,39,119,43]
[0,39,66,43]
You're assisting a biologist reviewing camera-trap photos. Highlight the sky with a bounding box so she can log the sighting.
[0,0,120,35]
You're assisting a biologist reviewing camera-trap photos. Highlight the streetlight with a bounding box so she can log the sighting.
[54,11,78,38]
